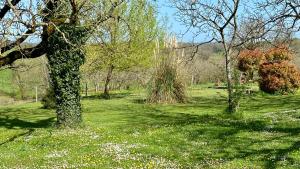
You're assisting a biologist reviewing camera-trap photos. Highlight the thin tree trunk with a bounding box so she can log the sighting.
[225,52,234,112]
[15,72,26,100]
[85,83,88,97]
[103,65,114,99]
[95,83,98,93]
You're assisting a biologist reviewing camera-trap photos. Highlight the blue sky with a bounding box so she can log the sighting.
[156,0,196,42]
[155,0,300,42]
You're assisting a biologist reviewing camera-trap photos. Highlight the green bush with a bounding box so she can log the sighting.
[41,87,56,109]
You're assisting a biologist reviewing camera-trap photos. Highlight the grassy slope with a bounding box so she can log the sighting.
[0,69,16,105]
[0,69,16,96]
[1,87,300,168]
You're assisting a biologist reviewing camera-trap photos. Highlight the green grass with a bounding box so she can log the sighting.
[0,69,17,105]
[0,69,16,96]
[1,87,300,168]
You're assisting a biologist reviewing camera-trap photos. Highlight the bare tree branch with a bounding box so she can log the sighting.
[0,0,21,20]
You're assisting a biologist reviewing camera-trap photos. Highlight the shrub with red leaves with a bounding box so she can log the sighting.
[264,45,292,62]
[258,46,300,94]
[237,48,264,81]
[237,48,264,72]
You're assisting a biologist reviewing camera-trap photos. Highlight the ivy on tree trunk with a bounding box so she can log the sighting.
[47,24,88,128]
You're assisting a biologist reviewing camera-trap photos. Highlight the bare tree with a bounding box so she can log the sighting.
[251,0,299,45]
[261,0,300,29]
[171,0,246,112]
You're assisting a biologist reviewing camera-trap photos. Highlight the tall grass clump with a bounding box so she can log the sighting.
[147,37,187,104]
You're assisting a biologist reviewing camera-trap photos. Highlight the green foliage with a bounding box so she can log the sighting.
[83,0,161,73]
[0,57,49,100]
[82,0,163,98]
[41,87,56,109]
[229,70,247,113]
[0,69,16,97]
[147,55,187,104]
[47,24,89,127]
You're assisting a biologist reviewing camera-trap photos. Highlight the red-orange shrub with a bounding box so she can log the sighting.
[237,48,264,72]
[258,46,300,94]
[264,45,292,62]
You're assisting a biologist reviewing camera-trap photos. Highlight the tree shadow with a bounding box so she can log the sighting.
[265,141,300,169]
[0,105,56,129]
[0,105,55,147]
[241,94,300,113]
[132,98,146,104]
[2,88,300,168]
[143,111,300,168]
[82,92,132,100]
[104,100,300,168]
[0,107,55,146]
[0,116,55,129]
[0,128,34,146]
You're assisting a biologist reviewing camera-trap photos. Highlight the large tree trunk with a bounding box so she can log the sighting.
[47,25,87,128]
[47,53,83,127]
[103,65,114,99]
[54,79,82,127]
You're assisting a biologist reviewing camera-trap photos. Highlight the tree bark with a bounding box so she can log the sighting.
[103,65,114,99]
[0,0,21,20]
[0,43,46,67]
[85,83,88,97]
[47,28,85,127]
[225,51,235,112]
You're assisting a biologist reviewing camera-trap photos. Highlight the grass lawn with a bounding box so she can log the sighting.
[1,86,300,168]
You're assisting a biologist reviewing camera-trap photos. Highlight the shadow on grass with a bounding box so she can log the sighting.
[0,106,55,146]
[0,108,54,146]
[82,92,132,100]
[132,96,228,111]
[0,89,17,99]
[0,116,55,129]
[0,128,34,146]
[132,98,147,104]
[137,110,300,168]
[101,93,300,168]
[0,106,55,130]
[241,93,300,112]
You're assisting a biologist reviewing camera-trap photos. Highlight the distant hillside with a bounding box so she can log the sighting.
[0,69,16,96]
[0,69,17,105]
